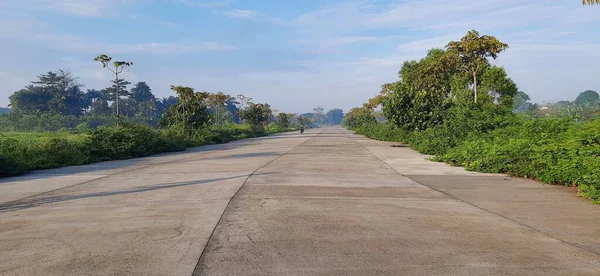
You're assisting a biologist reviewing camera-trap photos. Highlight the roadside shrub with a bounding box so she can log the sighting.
[26,137,90,169]
[355,123,410,143]
[0,121,294,177]
[0,156,26,177]
[88,124,167,161]
[0,132,89,175]
[0,113,156,132]
[439,118,600,202]
[348,115,600,203]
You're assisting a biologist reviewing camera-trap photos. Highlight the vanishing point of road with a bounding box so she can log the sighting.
[1,128,599,275]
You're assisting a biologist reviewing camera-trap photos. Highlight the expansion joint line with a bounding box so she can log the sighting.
[343,129,600,257]
[192,129,324,275]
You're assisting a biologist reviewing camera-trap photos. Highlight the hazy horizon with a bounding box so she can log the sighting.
[0,0,598,113]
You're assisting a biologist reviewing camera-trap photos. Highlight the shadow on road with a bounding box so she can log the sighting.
[0,173,274,213]
[201,151,281,160]
[0,133,300,183]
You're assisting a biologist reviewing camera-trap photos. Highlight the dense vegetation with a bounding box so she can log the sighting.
[0,124,285,177]
[344,30,600,204]
[0,54,341,177]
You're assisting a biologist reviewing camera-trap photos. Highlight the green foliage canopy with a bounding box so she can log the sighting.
[240,103,272,130]
[574,90,599,106]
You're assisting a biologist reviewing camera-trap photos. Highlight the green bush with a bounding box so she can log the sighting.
[0,113,157,132]
[0,132,89,176]
[88,124,169,161]
[350,116,600,204]
[0,122,295,178]
[0,156,26,177]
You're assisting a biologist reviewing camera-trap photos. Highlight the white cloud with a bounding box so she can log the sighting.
[1,0,599,110]
[396,35,460,53]
[175,0,229,8]
[106,41,234,54]
[327,36,379,45]
[0,23,234,54]
[0,0,132,17]
[128,13,181,28]
[216,9,257,19]
[288,0,600,104]
[295,36,383,49]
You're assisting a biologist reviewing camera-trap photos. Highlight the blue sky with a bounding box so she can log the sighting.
[0,0,598,113]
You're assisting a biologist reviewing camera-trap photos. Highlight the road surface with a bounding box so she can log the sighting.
[1,128,599,275]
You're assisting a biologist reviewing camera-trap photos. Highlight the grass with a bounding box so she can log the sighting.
[0,124,296,178]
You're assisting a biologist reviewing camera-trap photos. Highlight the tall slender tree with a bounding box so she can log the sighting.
[207,92,230,126]
[94,54,133,126]
[446,30,508,103]
[236,94,252,123]
[313,106,325,126]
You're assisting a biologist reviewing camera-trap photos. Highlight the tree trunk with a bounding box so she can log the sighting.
[115,73,120,127]
[473,71,478,104]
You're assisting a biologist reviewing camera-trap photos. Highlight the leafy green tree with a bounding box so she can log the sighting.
[117,98,137,118]
[446,30,509,103]
[207,92,231,126]
[224,95,240,123]
[513,91,534,113]
[240,103,271,130]
[94,54,133,126]
[399,49,458,96]
[313,106,325,125]
[101,78,131,117]
[9,70,85,115]
[365,83,395,109]
[342,107,376,129]
[60,86,86,116]
[383,82,449,130]
[130,82,156,118]
[277,113,293,128]
[326,108,344,125]
[159,86,211,131]
[555,101,571,108]
[9,86,53,113]
[236,94,252,123]
[583,0,600,5]
[478,66,518,108]
[298,113,316,127]
[32,70,84,115]
[32,70,79,89]
[84,89,104,113]
[574,90,599,106]
[156,96,178,116]
[130,82,154,102]
[297,116,311,128]
[91,99,112,116]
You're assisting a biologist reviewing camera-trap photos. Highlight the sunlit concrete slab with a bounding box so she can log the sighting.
[0,130,315,276]
[195,127,600,276]
[1,128,599,276]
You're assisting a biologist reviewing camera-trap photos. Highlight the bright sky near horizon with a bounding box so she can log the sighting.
[0,0,598,113]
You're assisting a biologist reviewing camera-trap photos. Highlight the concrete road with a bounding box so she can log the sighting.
[1,128,599,275]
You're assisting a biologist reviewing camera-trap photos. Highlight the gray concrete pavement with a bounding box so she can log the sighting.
[1,127,599,275]
[194,128,600,275]
[0,131,315,275]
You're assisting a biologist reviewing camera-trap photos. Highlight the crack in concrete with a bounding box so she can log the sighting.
[192,130,323,276]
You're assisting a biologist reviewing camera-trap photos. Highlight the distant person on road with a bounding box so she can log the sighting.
[300,125,305,134]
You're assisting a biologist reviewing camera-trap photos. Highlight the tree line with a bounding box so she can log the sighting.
[8,69,176,120]
[3,54,345,132]
[343,30,600,204]
[346,30,599,130]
